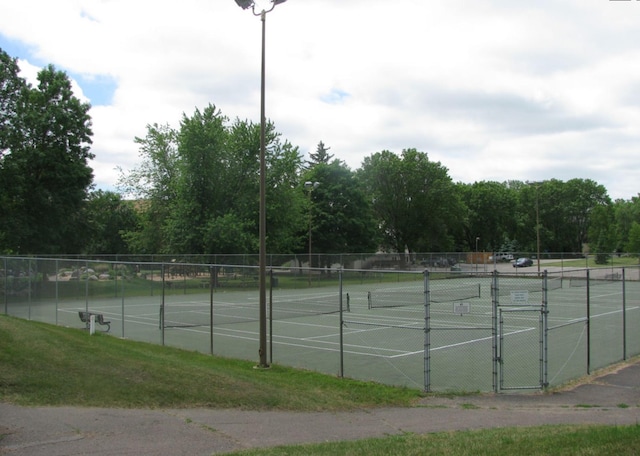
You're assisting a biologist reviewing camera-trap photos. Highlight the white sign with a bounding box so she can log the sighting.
[453,302,471,315]
[510,290,529,304]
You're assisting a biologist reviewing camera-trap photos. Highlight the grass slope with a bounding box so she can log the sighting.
[0,315,420,410]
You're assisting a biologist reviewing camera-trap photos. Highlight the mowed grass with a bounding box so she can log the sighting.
[0,315,421,410]
[229,425,640,456]
[2,314,640,455]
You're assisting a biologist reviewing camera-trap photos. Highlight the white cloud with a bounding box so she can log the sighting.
[1,0,638,199]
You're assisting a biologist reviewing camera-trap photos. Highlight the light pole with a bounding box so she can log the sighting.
[475,237,480,272]
[305,181,319,286]
[234,0,287,369]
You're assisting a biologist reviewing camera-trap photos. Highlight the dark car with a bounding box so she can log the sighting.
[513,257,533,268]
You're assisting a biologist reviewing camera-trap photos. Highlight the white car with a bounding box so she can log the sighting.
[489,253,514,262]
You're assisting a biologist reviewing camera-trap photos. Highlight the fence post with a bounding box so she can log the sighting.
[269,268,273,364]
[423,269,430,392]
[586,268,591,375]
[492,270,499,393]
[3,257,7,314]
[623,268,627,360]
[210,265,215,356]
[542,270,549,389]
[55,259,59,325]
[85,260,89,319]
[121,263,125,339]
[339,268,344,378]
[160,263,165,346]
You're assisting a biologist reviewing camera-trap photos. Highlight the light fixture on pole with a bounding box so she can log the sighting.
[305,181,319,286]
[234,0,288,369]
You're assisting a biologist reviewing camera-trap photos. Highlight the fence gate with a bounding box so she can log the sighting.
[497,286,548,391]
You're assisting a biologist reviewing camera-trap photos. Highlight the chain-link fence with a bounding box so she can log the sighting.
[2,256,639,392]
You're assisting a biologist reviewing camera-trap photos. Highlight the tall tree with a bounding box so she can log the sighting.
[117,123,179,254]
[119,105,305,256]
[613,195,640,253]
[358,149,463,254]
[0,58,94,254]
[307,141,333,166]
[457,181,518,252]
[0,49,25,159]
[303,161,378,264]
[84,190,139,254]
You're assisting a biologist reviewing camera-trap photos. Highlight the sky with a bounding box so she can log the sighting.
[1,0,639,200]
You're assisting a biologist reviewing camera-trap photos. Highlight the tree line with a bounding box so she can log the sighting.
[2,49,640,258]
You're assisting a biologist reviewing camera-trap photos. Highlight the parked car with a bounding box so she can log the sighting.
[489,253,514,262]
[513,257,533,268]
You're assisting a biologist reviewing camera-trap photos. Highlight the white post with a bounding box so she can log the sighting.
[89,314,96,335]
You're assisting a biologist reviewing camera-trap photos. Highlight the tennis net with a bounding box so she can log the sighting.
[161,293,350,329]
[368,283,481,309]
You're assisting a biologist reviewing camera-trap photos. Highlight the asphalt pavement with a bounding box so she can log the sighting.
[2,359,640,455]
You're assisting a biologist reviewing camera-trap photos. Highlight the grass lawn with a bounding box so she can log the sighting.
[1,314,639,455]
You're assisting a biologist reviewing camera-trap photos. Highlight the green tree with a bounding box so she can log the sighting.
[516,179,611,255]
[0,49,25,159]
[117,123,179,254]
[613,195,640,253]
[588,204,615,263]
[358,149,463,254]
[303,161,378,265]
[307,141,333,166]
[626,222,640,260]
[84,190,140,254]
[168,105,228,253]
[0,59,94,254]
[457,181,518,252]
[119,105,305,256]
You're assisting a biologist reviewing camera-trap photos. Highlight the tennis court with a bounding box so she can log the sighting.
[3,257,640,392]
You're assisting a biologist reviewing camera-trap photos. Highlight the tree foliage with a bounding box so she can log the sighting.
[303,161,378,264]
[84,190,139,254]
[118,104,305,256]
[0,50,94,254]
[358,149,463,253]
[307,141,333,166]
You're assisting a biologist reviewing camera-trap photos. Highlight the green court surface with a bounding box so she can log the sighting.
[4,270,640,392]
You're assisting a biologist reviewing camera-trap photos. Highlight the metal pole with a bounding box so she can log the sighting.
[492,270,499,393]
[210,265,215,355]
[269,268,273,364]
[121,264,125,338]
[257,8,268,368]
[623,268,627,360]
[3,257,7,314]
[536,189,541,275]
[161,263,165,346]
[586,268,591,375]
[542,270,549,389]
[424,269,430,392]
[339,269,344,378]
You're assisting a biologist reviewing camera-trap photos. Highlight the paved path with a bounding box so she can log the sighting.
[2,360,640,455]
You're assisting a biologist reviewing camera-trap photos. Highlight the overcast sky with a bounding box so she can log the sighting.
[1,0,638,200]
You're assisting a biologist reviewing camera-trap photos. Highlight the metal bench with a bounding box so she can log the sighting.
[78,311,111,332]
